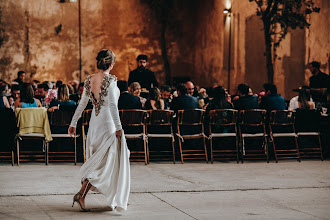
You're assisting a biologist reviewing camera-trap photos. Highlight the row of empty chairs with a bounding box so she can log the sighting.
[0,108,325,165]
[0,107,79,165]
[119,109,324,164]
[209,109,323,163]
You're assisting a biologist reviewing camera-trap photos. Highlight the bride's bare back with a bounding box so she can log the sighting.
[90,73,106,100]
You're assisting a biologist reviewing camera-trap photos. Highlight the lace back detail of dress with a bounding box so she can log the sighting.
[84,74,116,116]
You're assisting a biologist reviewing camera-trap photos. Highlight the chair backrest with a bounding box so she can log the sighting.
[295,109,321,132]
[119,109,147,126]
[239,109,266,134]
[146,110,174,125]
[0,108,17,150]
[177,109,205,125]
[177,109,205,135]
[208,109,237,134]
[146,110,174,134]
[15,107,52,142]
[239,109,266,126]
[119,109,147,134]
[269,110,295,133]
[48,110,75,127]
[270,110,295,125]
[209,109,237,125]
[82,109,93,126]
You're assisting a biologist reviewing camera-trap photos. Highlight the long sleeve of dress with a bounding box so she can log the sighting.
[70,87,89,128]
[108,80,122,131]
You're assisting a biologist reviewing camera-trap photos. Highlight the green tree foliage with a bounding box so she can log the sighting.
[249,0,320,83]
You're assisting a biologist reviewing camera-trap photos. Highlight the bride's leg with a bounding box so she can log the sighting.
[78,180,92,208]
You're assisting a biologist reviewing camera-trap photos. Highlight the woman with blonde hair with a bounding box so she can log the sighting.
[298,88,315,109]
[129,82,146,108]
[48,84,76,112]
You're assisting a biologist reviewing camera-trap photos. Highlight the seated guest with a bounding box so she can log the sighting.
[31,80,40,91]
[129,82,147,108]
[15,83,42,108]
[55,80,63,90]
[171,83,199,111]
[69,80,79,94]
[0,83,10,109]
[288,86,314,110]
[69,82,84,103]
[233,83,259,110]
[144,87,164,110]
[11,84,21,101]
[35,83,49,106]
[225,89,232,104]
[185,81,195,96]
[260,83,286,111]
[206,86,233,113]
[117,80,142,110]
[161,85,172,110]
[48,84,76,112]
[198,88,209,109]
[69,82,93,109]
[298,88,315,110]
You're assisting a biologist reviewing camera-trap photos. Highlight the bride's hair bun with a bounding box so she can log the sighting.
[96,49,116,70]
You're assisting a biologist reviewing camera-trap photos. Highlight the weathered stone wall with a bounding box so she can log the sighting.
[0,0,329,100]
[232,0,329,98]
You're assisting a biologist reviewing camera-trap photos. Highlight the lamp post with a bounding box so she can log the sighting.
[224,8,232,91]
[78,0,81,83]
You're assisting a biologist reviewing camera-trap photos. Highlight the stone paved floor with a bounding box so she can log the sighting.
[0,161,330,219]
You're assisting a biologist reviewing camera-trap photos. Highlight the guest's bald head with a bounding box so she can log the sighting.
[185,81,194,96]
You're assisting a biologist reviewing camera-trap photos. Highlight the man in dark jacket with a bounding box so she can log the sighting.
[233,83,259,110]
[128,54,158,91]
[117,80,142,110]
[171,83,199,111]
[308,61,330,106]
[260,83,286,111]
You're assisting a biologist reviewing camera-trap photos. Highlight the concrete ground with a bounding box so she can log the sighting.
[0,160,330,220]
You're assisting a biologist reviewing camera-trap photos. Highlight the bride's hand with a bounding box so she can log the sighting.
[116,129,122,137]
[68,126,76,137]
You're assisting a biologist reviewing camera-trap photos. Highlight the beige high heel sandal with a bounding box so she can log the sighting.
[72,192,90,212]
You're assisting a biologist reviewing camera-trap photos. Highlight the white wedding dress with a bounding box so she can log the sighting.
[70,74,130,211]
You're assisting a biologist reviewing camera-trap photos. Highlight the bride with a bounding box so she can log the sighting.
[68,49,130,212]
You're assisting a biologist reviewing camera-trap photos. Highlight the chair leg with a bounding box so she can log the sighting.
[16,139,20,166]
[178,138,184,164]
[74,136,77,165]
[240,137,244,163]
[210,138,213,164]
[318,134,323,161]
[235,137,239,164]
[294,136,301,162]
[271,136,278,163]
[44,141,47,165]
[203,137,208,163]
[265,137,269,163]
[171,138,175,164]
[11,151,14,166]
[46,143,49,165]
[147,140,150,164]
[143,139,147,165]
[82,126,86,163]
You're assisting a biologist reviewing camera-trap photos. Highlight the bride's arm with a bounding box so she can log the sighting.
[109,80,122,131]
[70,87,89,128]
